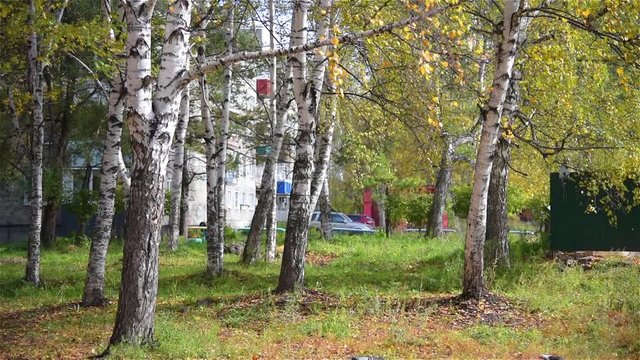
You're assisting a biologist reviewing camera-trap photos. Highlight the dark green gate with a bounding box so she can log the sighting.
[550,173,640,251]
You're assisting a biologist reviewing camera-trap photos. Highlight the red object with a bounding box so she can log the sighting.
[363,188,373,217]
[425,185,436,194]
[347,214,376,227]
[442,212,448,229]
[256,79,272,97]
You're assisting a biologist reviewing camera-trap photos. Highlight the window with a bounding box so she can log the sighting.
[277,197,288,210]
[235,192,239,209]
[242,193,246,208]
[331,213,346,223]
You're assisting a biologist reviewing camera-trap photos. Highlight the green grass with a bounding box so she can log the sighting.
[1,233,639,359]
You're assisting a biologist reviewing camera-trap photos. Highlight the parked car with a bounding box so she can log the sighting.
[310,211,375,235]
[347,214,375,227]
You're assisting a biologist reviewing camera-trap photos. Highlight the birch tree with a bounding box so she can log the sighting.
[102,0,453,345]
[82,0,127,307]
[242,66,293,265]
[275,0,332,293]
[265,0,279,262]
[25,0,45,285]
[109,0,192,345]
[484,3,542,269]
[168,89,190,251]
[462,0,522,299]
[207,0,234,277]
[195,0,220,278]
[425,133,474,237]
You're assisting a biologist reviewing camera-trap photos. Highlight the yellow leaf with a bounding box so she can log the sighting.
[330,37,340,46]
[616,67,624,76]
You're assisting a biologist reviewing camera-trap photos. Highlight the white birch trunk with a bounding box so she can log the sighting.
[265,0,278,261]
[309,75,336,214]
[485,10,535,268]
[191,0,220,276]
[26,0,44,286]
[242,67,293,264]
[462,0,521,299]
[82,0,126,307]
[168,88,190,251]
[276,0,332,293]
[110,0,191,345]
[265,178,278,260]
[203,76,219,273]
[207,0,234,277]
[83,71,126,306]
[319,178,332,240]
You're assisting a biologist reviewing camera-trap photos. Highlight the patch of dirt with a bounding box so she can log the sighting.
[397,292,544,329]
[0,257,25,266]
[183,289,341,320]
[554,251,639,271]
[306,251,339,266]
[190,290,541,333]
[0,302,108,360]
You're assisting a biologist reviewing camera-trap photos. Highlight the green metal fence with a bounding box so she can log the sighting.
[550,173,640,251]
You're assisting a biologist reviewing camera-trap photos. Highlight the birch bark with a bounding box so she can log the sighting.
[276,0,332,293]
[26,0,44,286]
[192,0,220,276]
[307,0,333,214]
[83,72,126,306]
[485,8,537,269]
[462,0,521,299]
[208,0,234,277]
[242,67,293,264]
[319,178,332,240]
[82,0,127,307]
[168,88,190,251]
[265,0,279,262]
[110,0,191,345]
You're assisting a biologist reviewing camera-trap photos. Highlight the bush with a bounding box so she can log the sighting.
[406,193,432,229]
[63,189,97,235]
[451,184,472,218]
[224,226,238,241]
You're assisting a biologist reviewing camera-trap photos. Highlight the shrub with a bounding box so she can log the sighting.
[451,184,472,218]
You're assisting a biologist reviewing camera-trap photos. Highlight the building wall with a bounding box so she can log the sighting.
[169,141,259,229]
[0,182,30,243]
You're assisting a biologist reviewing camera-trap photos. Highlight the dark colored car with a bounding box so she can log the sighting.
[347,214,375,227]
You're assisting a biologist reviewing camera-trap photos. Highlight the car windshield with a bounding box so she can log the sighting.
[313,212,354,223]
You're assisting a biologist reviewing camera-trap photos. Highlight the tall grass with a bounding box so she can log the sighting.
[1,233,639,359]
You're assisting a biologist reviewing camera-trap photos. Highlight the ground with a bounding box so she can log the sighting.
[0,233,639,359]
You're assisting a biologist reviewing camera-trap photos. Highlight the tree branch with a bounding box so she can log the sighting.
[184,4,457,88]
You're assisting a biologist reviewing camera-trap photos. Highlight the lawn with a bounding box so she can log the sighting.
[0,233,639,359]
